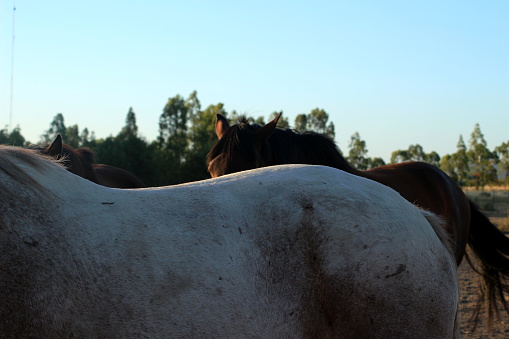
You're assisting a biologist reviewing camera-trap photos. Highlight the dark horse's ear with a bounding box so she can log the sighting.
[255,112,281,142]
[47,133,64,157]
[215,114,230,139]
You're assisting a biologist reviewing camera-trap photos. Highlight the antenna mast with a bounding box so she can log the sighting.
[9,1,16,132]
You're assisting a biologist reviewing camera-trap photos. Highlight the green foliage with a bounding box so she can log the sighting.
[42,113,67,143]
[294,114,307,131]
[65,125,81,148]
[155,94,192,184]
[93,108,155,185]
[390,144,440,167]
[182,102,227,183]
[426,151,441,167]
[440,154,458,182]
[467,123,497,189]
[41,113,91,148]
[439,126,501,189]
[454,135,470,183]
[293,108,335,139]
[495,142,509,184]
[346,132,386,169]
[80,128,95,147]
[439,135,470,185]
[347,132,369,170]
[370,157,386,168]
[254,116,265,125]
[0,126,26,146]
[270,111,289,128]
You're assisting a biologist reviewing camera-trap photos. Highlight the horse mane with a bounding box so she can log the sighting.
[237,115,253,125]
[0,146,65,201]
[58,145,99,183]
[268,128,355,172]
[207,116,355,174]
[75,147,96,164]
[206,117,263,172]
[30,140,99,183]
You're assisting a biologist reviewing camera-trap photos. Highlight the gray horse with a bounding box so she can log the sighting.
[0,146,458,338]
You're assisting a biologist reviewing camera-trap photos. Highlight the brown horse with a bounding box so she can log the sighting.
[33,134,146,188]
[93,163,146,189]
[207,113,509,326]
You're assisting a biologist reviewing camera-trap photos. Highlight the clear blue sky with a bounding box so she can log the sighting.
[1,1,508,162]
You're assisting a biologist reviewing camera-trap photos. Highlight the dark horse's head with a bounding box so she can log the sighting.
[207,113,352,178]
[31,134,99,183]
[206,113,281,178]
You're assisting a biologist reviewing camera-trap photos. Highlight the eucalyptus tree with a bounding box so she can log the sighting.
[184,102,228,182]
[0,126,26,146]
[293,108,335,139]
[495,141,509,183]
[390,144,439,167]
[269,111,289,128]
[347,132,369,170]
[467,123,496,189]
[42,113,67,144]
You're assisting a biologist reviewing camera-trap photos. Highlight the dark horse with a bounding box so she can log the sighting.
[207,113,509,325]
[33,134,146,188]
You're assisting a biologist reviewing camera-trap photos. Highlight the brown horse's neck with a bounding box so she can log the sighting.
[63,146,99,183]
[267,129,362,176]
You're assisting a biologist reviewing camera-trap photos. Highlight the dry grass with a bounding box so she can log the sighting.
[464,188,509,231]
[460,188,509,337]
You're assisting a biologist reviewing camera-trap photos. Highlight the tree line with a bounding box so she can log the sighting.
[1,91,508,188]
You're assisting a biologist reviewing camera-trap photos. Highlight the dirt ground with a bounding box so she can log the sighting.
[458,209,509,338]
[458,259,509,338]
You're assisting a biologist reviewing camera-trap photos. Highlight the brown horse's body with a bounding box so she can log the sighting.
[93,163,146,188]
[33,134,146,189]
[360,162,471,264]
[208,113,509,325]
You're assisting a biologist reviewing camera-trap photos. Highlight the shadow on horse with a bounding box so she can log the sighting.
[0,146,458,337]
[207,113,509,327]
[32,134,146,188]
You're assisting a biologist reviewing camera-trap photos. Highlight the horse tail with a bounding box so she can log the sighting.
[467,199,509,327]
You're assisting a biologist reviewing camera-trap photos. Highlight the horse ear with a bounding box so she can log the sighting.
[215,114,230,139]
[255,112,282,141]
[47,133,64,157]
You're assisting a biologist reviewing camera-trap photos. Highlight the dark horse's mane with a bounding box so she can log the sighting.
[267,128,353,171]
[30,134,146,189]
[62,146,98,182]
[209,116,260,158]
[207,115,353,174]
[30,137,99,183]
